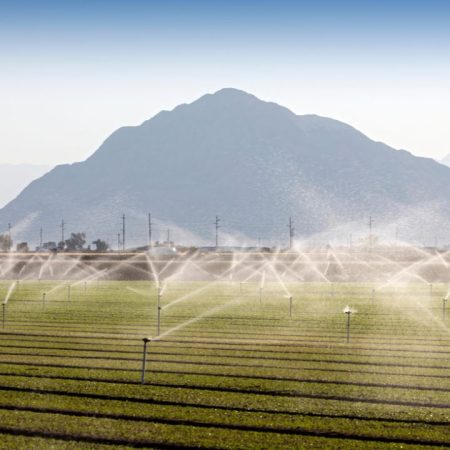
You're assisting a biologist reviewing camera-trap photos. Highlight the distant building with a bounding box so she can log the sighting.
[36,241,57,252]
[198,246,271,253]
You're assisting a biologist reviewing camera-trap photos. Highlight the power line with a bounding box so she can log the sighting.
[288,217,294,249]
[214,215,220,248]
[61,220,65,244]
[122,214,126,251]
[148,213,152,247]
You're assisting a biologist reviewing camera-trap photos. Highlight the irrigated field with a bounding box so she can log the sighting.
[0,280,449,449]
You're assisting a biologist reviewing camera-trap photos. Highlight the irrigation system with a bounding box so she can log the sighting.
[141,337,151,384]
[344,306,353,343]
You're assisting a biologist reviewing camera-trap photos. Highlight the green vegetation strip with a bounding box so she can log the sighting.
[1,280,449,448]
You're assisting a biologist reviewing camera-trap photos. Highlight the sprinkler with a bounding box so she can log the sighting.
[429,283,433,301]
[42,292,46,310]
[141,337,151,384]
[84,281,87,293]
[289,295,293,318]
[68,285,71,302]
[2,303,5,328]
[443,297,448,322]
[259,287,263,305]
[371,289,375,304]
[344,306,353,343]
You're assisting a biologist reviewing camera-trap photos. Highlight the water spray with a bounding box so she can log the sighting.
[344,306,353,343]
[157,286,162,336]
[141,337,151,384]
[259,270,266,305]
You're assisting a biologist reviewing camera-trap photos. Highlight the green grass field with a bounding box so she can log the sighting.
[0,279,449,449]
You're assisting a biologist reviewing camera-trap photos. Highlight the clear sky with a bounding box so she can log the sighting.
[1,0,450,164]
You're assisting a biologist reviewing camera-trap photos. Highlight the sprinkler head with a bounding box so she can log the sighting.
[143,337,151,343]
[343,306,352,314]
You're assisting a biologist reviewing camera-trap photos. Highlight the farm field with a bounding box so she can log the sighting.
[0,279,449,449]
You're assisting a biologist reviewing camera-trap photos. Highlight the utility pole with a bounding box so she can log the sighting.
[288,217,294,249]
[117,233,121,252]
[122,214,126,251]
[61,220,65,244]
[214,215,220,249]
[148,213,152,248]
[7,223,11,241]
[39,227,43,248]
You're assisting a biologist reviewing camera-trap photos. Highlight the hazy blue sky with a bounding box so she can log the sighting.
[1,0,450,164]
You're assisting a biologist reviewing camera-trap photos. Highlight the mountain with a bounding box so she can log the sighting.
[0,164,52,209]
[1,88,450,247]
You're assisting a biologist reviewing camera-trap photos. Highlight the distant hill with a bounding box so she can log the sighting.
[0,164,52,209]
[1,88,449,247]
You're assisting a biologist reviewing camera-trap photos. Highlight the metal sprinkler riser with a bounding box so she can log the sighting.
[141,337,151,384]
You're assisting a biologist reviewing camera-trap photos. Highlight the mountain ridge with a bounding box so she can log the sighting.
[1,88,449,247]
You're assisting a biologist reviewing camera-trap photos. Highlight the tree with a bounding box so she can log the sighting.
[64,233,86,251]
[16,242,29,252]
[92,239,109,252]
[0,234,12,252]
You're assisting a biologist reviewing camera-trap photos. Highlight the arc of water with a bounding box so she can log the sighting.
[152,297,241,341]
[3,280,17,305]
[160,258,251,312]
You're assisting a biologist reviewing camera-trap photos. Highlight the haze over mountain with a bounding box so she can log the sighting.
[0,164,52,209]
[440,154,450,168]
[1,88,450,248]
